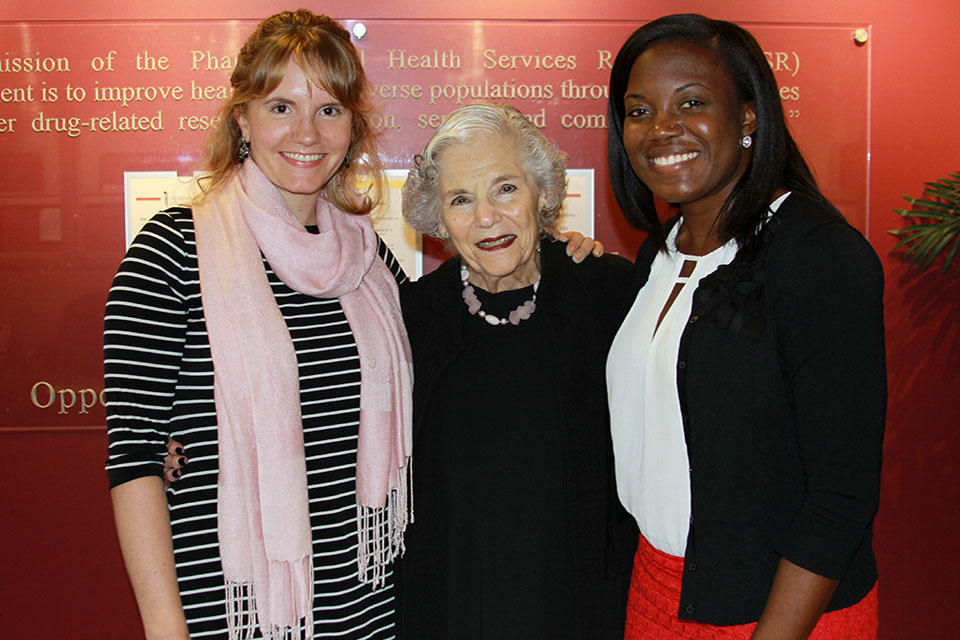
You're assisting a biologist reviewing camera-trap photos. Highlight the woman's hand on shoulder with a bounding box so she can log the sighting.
[164,439,188,487]
[551,229,605,263]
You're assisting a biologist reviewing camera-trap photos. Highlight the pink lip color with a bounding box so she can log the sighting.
[476,235,516,251]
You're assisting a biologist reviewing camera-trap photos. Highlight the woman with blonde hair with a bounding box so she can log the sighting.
[105,10,412,639]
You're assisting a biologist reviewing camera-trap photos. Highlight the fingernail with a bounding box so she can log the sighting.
[172,469,181,479]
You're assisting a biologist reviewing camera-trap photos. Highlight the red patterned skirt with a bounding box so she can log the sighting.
[624,533,878,639]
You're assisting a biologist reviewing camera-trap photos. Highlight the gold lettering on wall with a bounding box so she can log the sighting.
[596,49,613,70]
[31,381,106,415]
[190,50,235,71]
[0,38,809,141]
[481,49,577,70]
[389,49,461,70]
[0,52,71,73]
[1,46,236,139]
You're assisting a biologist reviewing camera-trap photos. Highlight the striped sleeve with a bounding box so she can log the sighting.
[377,234,408,286]
[104,213,189,488]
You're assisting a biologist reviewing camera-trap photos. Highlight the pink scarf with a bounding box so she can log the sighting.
[193,160,413,639]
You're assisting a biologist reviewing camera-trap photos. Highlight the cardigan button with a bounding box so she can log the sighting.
[678,360,687,370]
[689,314,700,324]
[688,562,697,572]
[685,604,695,615]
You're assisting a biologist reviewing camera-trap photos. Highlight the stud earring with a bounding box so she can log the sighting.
[237,137,250,162]
[740,135,753,149]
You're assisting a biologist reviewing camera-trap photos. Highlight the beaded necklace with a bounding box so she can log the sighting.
[460,264,540,326]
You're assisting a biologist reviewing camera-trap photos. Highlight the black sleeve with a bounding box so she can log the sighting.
[576,252,635,339]
[399,277,428,357]
[772,220,886,579]
[104,213,188,488]
[377,234,409,285]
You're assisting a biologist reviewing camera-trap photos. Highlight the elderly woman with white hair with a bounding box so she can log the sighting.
[397,103,636,639]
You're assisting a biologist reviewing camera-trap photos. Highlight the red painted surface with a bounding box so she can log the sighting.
[0,429,139,636]
[1,1,957,638]
[0,18,870,429]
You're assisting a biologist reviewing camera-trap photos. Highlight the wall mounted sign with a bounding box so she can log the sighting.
[0,19,870,427]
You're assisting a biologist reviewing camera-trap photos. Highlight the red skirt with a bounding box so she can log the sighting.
[624,532,878,640]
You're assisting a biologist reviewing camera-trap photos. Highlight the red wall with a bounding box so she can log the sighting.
[2,1,957,637]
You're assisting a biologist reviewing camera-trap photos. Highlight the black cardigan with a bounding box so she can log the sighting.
[620,191,886,624]
[398,238,636,638]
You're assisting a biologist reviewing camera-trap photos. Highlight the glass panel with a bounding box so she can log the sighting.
[0,20,869,427]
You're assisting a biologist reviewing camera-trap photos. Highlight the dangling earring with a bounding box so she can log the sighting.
[237,137,250,162]
[740,135,753,149]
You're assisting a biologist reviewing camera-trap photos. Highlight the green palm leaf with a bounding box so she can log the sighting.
[889,171,960,276]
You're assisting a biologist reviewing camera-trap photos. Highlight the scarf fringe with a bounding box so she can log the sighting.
[225,582,260,640]
[357,459,414,588]
[225,581,315,640]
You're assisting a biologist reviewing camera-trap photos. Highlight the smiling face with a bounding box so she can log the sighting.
[622,41,756,220]
[236,60,353,224]
[437,135,543,293]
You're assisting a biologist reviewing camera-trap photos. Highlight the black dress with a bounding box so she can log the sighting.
[405,284,576,638]
[398,239,637,640]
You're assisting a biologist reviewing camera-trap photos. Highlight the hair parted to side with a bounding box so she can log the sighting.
[607,13,834,251]
[200,9,383,215]
[402,103,568,244]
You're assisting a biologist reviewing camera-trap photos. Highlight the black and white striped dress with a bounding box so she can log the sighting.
[105,209,404,639]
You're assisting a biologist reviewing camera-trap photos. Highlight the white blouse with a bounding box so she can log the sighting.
[607,193,789,556]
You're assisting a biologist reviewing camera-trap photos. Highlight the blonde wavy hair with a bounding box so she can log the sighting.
[199,10,383,214]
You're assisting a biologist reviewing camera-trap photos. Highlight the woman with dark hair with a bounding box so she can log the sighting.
[606,14,884,639]
[105,10,412,639]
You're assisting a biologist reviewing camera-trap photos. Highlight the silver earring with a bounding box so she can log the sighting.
[237,137,250,162]
[740,135,753,149]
